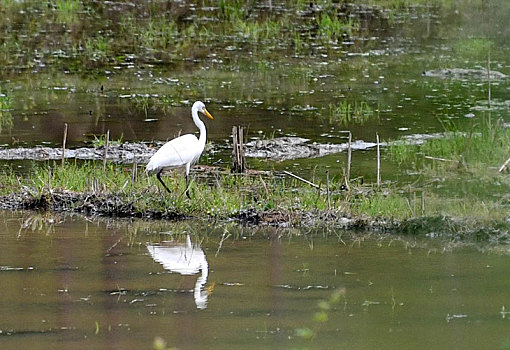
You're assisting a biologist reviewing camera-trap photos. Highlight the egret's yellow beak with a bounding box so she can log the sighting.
[203,108,214,120]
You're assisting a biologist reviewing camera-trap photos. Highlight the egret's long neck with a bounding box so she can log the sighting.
[192,107,207,146]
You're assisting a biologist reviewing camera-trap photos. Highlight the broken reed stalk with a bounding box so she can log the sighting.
[376,133,381,187]
[347,131,352,182]
[62,123,68,166]
[421,191,425,215]
[131,162,138,183]
[232,126,246,173]
[103,130,110,171]
[405,198,414,216]
[283,170,319,189]
[424,155,457,163]
[343,168,350,191]
[499,156,510,173]
[413,191,417,216]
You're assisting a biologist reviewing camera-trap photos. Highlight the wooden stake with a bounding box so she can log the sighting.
[232,126,246,173]
[103,130,110,171]
[326,170,331,209]
[488,47,491,109]
[62,123,68,166]
[347,131,352,182]
[376,133,381,187]
[48,165,52,192]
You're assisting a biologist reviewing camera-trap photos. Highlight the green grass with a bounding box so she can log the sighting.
[0,90,12,111]
[54,0,80,25]
[390,115,510,170]
[317,13,358,43]
[0,161,335,216]
[0,156,506,228]
[0,90,14,133]
[90,133,124,148]
[453,38,494,61]
[328,101,376,126]
[388,114,510,223]
[83,37,111,63]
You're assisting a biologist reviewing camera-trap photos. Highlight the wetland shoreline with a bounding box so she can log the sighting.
[0,168,507,244]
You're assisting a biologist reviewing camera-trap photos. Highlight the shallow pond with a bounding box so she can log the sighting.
[1,1,509,186]
[1,211,510,349]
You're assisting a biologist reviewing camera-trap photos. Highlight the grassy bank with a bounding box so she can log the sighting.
[0,155,508,241]
[389,115,510,203]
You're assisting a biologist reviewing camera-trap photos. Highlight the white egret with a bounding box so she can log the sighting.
[146,101,214,198]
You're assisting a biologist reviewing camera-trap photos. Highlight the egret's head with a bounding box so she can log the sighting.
[193,101,214,120]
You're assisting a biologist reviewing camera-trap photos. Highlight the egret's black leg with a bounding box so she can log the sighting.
[184,173,191,199]
[156,170,172,194]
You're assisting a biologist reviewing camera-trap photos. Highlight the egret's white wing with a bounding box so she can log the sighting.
[146,134,202,173]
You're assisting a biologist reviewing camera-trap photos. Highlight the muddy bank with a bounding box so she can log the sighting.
[0,138,376,163]
[0,142,157,163]
[0,189,188,220]
[245,133,458,160]
[2,189,508,243]
[244,137,378,161]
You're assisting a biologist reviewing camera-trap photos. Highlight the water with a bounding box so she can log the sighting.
[1,211,510,349]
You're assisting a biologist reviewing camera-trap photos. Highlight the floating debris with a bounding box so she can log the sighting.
[245,137,377,161]
[0,266,24,271]
[446,313,468,322]
[423,68,507,80]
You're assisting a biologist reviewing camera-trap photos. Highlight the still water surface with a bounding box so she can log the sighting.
[1,211,510,349]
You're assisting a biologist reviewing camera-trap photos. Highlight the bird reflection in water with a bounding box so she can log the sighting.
[147,235,209,309]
